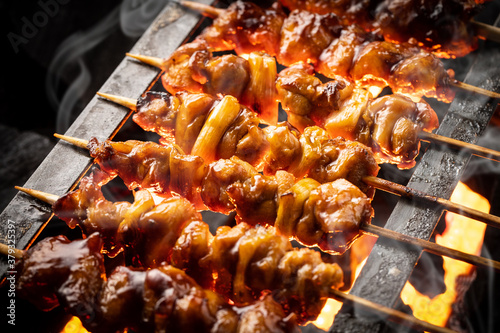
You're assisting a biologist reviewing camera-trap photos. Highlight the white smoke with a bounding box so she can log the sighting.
[462,125,500,181]
[120,0,169,37]
[46,0,171,133]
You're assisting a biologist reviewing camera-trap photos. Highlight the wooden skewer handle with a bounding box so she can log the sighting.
[363,176,500,229]
[420,131,500,162]
[328,289,457,333]
[362,224,500,271]
[97,92,137,111]
[54,133,90,149]
[180,0,224,18]
[0,242,23,260]
[451,80,500,99]
[472,19,500,44]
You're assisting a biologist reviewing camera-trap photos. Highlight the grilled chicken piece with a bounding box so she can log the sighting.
[278,9,344,66]
[198,0,286,56]
[367,94,439,168]
[277,63,439,168]
[16,233,105,315]
[160,39,279,124]
[162,39,250,98]
[202,222,344,323]
[85,137,374,254]
[351,41,455,102]
[279,0,482,58]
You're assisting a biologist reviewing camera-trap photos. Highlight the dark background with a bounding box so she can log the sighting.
[1,0,500,332]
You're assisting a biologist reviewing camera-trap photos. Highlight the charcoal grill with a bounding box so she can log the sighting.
[1,1,500,332]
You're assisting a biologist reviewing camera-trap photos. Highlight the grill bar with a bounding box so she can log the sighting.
[330,13,500,333]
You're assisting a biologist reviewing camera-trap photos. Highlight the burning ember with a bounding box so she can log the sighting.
[61,316,89,333]
[401,181,490,327]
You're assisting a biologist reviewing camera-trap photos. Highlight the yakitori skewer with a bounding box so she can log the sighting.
[1,234,303,333]
[53,132,500,231]
[472,19,500,44]
[178,0,500,102]
[180,0,500,58]
[0,235,456,333]
[15,179,500,274]
[274,0,500,58]
[97,90,381,198]
[98,73,500,176]
[53,132,375,255]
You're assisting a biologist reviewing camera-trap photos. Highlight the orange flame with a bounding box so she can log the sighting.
[312,234,377,330]
[60,316,89,333]
[401,181,490,327]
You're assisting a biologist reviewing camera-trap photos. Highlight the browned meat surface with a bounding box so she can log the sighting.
[16,233,105,316]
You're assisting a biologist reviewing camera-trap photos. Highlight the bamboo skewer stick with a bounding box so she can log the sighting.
[419,131,500,162]
[328,289,457,333]
[21,139,500,272]
[179,0,224,18]
[472,19,500,44]
[126,53,165,69]
[177,1,500,100]
[361,224,500,271]
[0,242,23,260]
[362,176,500,229]
[96,92,137,110]
[15,186,59,205]
[54,133,89,149]
[450,80,500,99]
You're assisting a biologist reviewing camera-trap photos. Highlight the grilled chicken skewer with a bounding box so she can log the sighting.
[52,134,375,255]
[52,132,500,231]
[2,231,455,333]
[276,0,499,58]
[10,233,301,332]
[126,44,500,167]
[97,90,380,196]
[126,47,437,169]
[13,171,498,328]
[128,47,280,125]
[179,0,500,102]
[16,175,500,274]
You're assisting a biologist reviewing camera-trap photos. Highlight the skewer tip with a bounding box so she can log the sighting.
[179,0,224,18]
[54,133,89,149]
[126,53,165,69]
[96,92,137,110]
[15,186,59,206]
